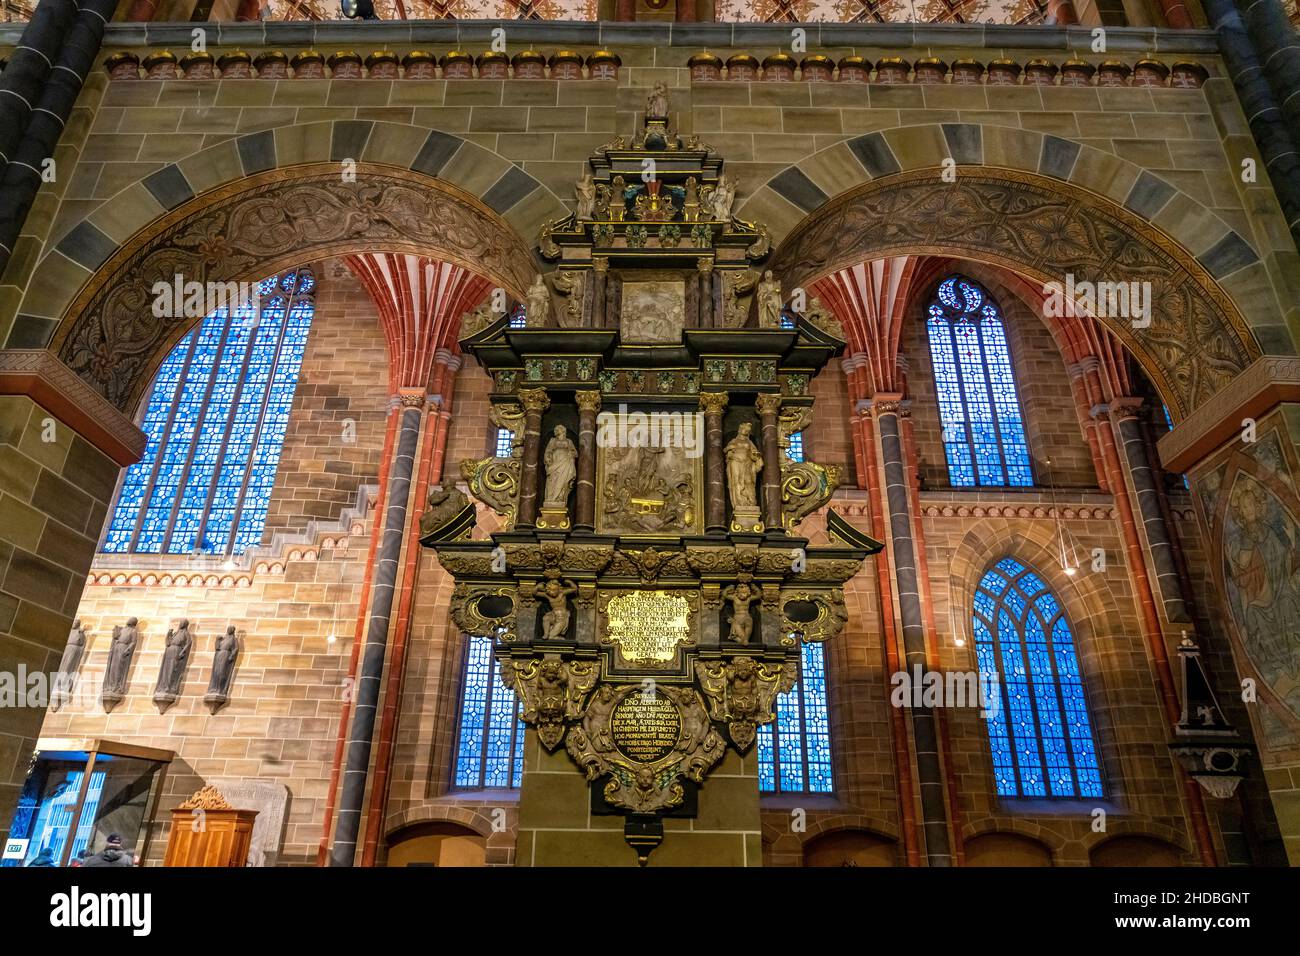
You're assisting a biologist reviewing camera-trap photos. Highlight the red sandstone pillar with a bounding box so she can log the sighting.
[575,391,601,532]
[700,392,728,533]
[515,388,549,528]
[756,394,785,533]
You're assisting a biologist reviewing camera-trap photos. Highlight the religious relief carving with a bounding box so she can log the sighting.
[153,619,194,708]
[550,270,586,328]
[102,617,139,711]
[566,684,725,816]
[726,423,764,533]
[501,656,597,750]
[695,657,796,750]
[598,440,701,536]
[204,626,240,711]
[620,280,685,344]
[52,620,87,712]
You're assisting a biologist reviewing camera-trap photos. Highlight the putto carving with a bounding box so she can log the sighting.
[695,657,796,750]
[722,581,761,644]
[538,577,578,641]
[501,656,597,750]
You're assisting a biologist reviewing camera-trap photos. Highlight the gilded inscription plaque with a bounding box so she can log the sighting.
[602,590,694,666]
[611,690,682,763]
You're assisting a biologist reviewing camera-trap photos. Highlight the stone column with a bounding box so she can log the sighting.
[516,387,550,528]
[428,349,461,484]
[575,390,601,532]
[330,391,424,866]
[1046,0,1079,23]
[756,394,785,533]
[699,392,728,533]
[696,258,713,328]
[591,257,608,328]
[874,395,953,866]
[1111,397,1189,624]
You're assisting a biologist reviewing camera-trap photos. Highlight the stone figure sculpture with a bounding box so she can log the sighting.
[725,423,763,510]
[102,617,139,710]
[204,626,240,709]
[543,425,578,509]
[153,618,193,706]
[575,171,596,219]
[539,578,578,641]
[710,174,736,221]
[646,82,670,120]
[52,619,87,712]
[757,270,783,329]
[526,274,551,326]
[721,582,761,645]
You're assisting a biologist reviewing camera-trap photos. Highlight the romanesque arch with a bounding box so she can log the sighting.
[768,168,1262,419]
[46,160,540,413]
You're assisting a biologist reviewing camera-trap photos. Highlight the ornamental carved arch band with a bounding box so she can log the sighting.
[769,168,1260,419]
[52,163,539,413]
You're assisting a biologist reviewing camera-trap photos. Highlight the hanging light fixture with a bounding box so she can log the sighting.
[1043,456,1081,577]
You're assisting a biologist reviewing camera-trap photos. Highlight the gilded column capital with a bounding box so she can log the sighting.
[755,393,783,417]
[519,387,551,414]
[592,255,609,274]
[576,390,602,413]
[397,388,426,408]
[869,392,904,415]
[698,391,728,415]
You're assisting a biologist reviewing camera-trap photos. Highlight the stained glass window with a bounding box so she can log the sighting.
[101,269,316,557]
[494,427,515,458]
[787,431,805,463]
[508,303,527,329]
[973,557,1103,799]
[453,635,525,789]
[758,642,833,793]
[926,276,1033,488]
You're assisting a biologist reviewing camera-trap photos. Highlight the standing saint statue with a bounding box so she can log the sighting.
[204,625,240,709]
[645,82,670,120]
[153,618,193,706]
[526,274,551,326]
[52,619,87,712]
[102,617,139,709]
[542,425,578,509]
[575,171,596,219]
[757,270,783,329]
[710,174,736,221]
[725,422,764,511]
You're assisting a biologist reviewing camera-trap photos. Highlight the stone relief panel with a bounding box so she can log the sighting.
[620,279,686,344]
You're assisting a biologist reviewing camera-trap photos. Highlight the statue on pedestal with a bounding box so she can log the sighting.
[153,619,193,706]
[102,617,139,710]
[540,578,578,641]
[757,270,783,329]
[543,426,578,509]
[204,626,240,710]
[710,174,736,222]
[52,620,87,712]
[526,274,551,326]
[726,422,764,533]
[575,171,596,220]
[721,582,761,645]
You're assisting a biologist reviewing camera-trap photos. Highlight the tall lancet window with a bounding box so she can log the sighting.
[453,636,525,789]
[973,558,1103,799]
[926,276,1033,487]
[757,642,834,794]
[101,269,315,556]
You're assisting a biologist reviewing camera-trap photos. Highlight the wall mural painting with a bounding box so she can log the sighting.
[1212,432,1300,750]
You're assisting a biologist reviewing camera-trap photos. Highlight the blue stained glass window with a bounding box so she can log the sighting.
[101,269,316,557]
[926,277,1033,488]
[453,635,525,789]
[973,557,1103,799]
[494,427,514,458]
[508,304,527,328]
[758,642,834,794]
[787,431,805,463]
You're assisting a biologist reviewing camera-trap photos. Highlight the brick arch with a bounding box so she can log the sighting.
[41,159,540,414]
[1082,820,1191,857]
[959,816,1068,855]
[764,166,1263,419]
[761,811,901,846]
[384,802,510,841]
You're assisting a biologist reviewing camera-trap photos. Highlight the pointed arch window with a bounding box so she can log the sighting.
[101,269,315,556]
[757,642,834,794]
[973,557,1103,799]
[926,276,1033,487]
[453,635,525,789]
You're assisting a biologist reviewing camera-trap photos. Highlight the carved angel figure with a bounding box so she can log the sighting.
[721,582,761,645]
[540,578,578,641]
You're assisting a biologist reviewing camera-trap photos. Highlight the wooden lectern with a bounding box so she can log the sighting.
[163,785,258,867]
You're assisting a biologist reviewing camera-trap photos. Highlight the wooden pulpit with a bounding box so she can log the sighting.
[163,785,258,867]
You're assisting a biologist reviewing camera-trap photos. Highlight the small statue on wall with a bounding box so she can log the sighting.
[721,582,761,645]
[153,618,193,707]
[102,617,139,711]
[646,81,670,121]
[542,425,578,510]
[204,626,240,712]
[539,578,578,641]
[710,174,736,222]
[756,270,783,329]
[52,619,87,712]
[575,171,596,220]
[726,422,765,533]
[526,274,551,326]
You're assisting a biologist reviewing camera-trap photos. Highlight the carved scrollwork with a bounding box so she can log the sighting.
[460,455,520,528]
[451,583,518,640]
[781,460,841,529]
[800,557,868,584]
[780,589,848,643]
[501,656,597,751]
[694,657,796,751]
[566,684,725,813]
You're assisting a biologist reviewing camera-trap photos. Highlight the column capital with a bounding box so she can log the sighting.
[1089,402,1110,421]
[576,390,602,413]
[698,391,728,415]
[518,387,550,414]
[592,255,609,274]
[1077,355,1101,374]
[841,353,867,374]
[1066,361,1087,381]
[869,391,904,415]
[696,257,714,274]
[1109,396,1144,421]
[396,388,426,408]
[755,393,783,416]
[434,348,462,372]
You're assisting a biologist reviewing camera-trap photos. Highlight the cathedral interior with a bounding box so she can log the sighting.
[1,0,1300,879]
